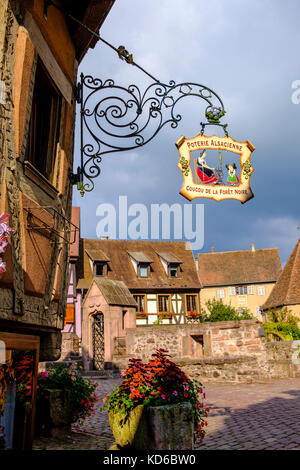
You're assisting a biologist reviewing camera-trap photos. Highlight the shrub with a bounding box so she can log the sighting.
[37,364,98,422]
[205,299,252,322]
[103,349,209,443]
[263,322,300,341]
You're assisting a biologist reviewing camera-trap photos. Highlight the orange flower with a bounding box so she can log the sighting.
[102,397,107,403]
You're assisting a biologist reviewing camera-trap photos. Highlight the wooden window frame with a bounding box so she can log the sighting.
[185,294,198,313]
[157,294,170,313]
[93,262,108,277]
[137,263,150,278]
[26,58,62,185]
[133,294,147,313]
[168,263,179,278]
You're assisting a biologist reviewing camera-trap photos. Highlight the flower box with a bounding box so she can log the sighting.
[109,402,194,450]
[103,349,209,450]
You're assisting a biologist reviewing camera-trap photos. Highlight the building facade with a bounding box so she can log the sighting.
[0,0,114,449]
[261,239,300,320]
[71,237,201,369]
[197,245,282,319]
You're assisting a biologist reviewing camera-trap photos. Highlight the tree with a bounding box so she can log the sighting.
[205,299,252,322]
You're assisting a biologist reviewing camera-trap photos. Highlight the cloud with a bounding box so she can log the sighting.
[73,0,300,263]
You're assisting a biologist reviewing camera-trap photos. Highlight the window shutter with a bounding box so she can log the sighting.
[65,305,74,324]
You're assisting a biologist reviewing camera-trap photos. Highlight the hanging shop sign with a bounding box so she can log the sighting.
[176,134,255,204]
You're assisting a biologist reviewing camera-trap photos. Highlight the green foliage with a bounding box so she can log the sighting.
[262,307,300,341]
[205,298,253,322]
[263,322,300,341]
[37,364,98,421]
[264,307,298,325]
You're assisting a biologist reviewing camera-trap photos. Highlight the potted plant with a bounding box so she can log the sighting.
[103,349,209,450]
[35,364,98,436]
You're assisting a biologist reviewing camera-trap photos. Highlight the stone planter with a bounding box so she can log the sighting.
[35,389,80,437]
[109,402,194,450]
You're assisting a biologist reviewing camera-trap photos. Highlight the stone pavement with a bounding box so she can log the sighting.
[33,377,300,450]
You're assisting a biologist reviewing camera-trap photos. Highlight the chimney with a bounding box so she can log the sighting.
[211,247,215,253]
[251,243,255,252]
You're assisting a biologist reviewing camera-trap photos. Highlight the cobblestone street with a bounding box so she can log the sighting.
[33,377,300,450]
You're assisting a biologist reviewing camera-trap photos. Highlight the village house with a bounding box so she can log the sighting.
[261,238,300,321]
[0,0,114,449]
[197,245,282,319]
[68,232,201,370]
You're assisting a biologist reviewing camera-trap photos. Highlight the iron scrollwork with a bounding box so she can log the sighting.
[72,73,228,195]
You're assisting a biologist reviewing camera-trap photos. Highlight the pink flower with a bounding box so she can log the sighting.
[45,395,49,399]
[71,376,76,381]
[161,394,166,400]
[184,385,189,391]
[172,390,178,396]
[121,371,126,377]
[0,240,8,254]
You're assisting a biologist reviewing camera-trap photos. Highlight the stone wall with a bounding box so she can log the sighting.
[112,322,300,383]
[125,320,266,362]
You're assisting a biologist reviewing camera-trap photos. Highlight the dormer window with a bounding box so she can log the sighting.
[85,248,110,278]
[138,263,149,278]
[127,251,153,278]
[94,262,107,277]
[156,252,182,278]
[169,263,178,278]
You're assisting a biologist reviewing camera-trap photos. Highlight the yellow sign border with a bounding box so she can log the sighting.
[176,134,255,204]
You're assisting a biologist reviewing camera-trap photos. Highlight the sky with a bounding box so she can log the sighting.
[72,0,300,266]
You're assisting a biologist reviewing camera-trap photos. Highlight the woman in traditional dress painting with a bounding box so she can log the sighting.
[196,150,218,184]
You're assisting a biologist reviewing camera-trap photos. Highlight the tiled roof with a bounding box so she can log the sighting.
[85,249,110,262]
[197,248,281,287]
[77,239,200,291]
[92,279,137,307]
[127,251,153,263]
[156,252,183,264]
[261,239,300,310]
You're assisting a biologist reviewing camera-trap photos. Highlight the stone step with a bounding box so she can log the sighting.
[81,369,121,379]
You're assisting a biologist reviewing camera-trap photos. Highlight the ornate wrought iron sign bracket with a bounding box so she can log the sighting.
[71,75,228,196]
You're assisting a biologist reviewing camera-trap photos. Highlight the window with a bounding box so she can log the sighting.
[26,59,62,182]
[257,286,266,296]
[133,295,145,312]
[236,286,247,295]
[168,263,179,278]
[255,306,261,317]
[158,295,169,312]
[186,294,197,312]
[216,289,225,299]
[94,262,107,277]
[138,263,148,278]
[247,285,255,295]
[229,286,236,296]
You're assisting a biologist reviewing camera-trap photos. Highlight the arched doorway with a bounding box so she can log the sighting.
[92,313,104,370]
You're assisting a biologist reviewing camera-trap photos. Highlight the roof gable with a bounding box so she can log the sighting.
[262,239,300,310]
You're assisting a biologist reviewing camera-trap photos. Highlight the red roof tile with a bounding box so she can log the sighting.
[77,239,200,291]
[197,248,281,287]
[261,239,300,310]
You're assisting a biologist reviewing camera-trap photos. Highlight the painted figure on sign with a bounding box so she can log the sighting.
[225,163,239,185]
[196,150,218,184]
